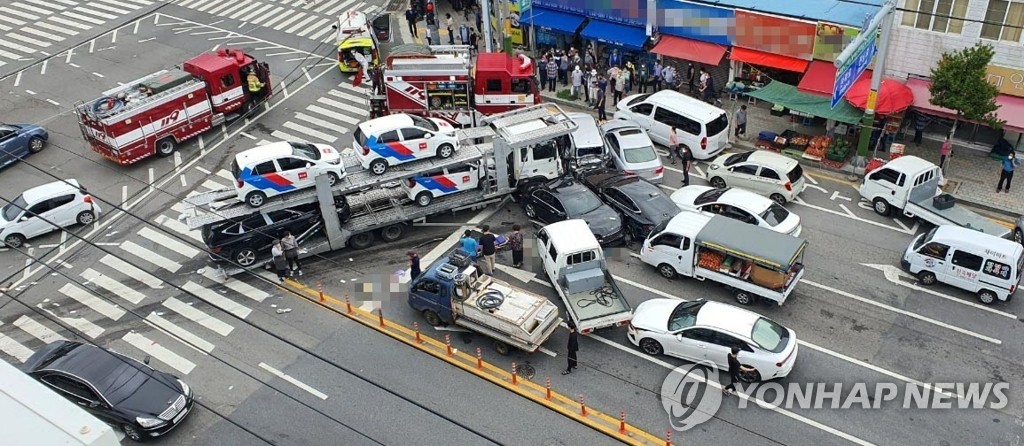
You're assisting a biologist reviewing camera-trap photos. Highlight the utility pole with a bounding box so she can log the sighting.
[482,0,493,52]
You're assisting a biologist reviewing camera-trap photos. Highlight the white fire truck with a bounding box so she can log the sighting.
[181,103,577,275]
[75,48,272,166]
[367,45,539,127]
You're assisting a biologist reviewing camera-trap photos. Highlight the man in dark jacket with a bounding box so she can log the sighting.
[562,324,579,375]
[405,6,418,38]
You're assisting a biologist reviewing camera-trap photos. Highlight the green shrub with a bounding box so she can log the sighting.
[556,89,579,101]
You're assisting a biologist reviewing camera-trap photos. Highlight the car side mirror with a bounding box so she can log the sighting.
[424,133,433,139]
[19,216,29,222]
[144,355,151,365]
[89,401,101,408]
[306,163,312,168]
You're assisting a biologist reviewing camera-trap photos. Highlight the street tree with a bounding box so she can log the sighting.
[928,43,1003,139]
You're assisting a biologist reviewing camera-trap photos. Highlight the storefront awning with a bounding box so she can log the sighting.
[651,35,727,66]
[907,78,1024,133]
[746,80,864,124]
[730,47,809,73]
[581,19,648,51]
[797,60,872,97]
[520,7,586,36]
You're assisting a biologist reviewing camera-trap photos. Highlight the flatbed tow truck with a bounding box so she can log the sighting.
[180,103,577,275]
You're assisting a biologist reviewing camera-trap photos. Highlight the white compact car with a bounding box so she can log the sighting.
[232,141,344,207]
[601,120,663,184]
[353,113,458,175]
[628,298,798,382]
[403,161,484,206]
[707,150,806,205]
[1,179,101,248]
[670,186,802,236]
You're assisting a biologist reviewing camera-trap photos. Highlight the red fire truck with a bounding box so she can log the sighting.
[76,48,271,166]
[367,45,538,127]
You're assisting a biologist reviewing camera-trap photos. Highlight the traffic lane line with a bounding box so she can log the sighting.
[863,263,1019,319]
[259,362,329,400]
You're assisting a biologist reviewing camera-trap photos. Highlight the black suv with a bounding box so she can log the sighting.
[579,168,680,242]
[521,177,625,245]
[202,197,351,266]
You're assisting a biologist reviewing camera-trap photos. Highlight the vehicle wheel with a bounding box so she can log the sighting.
[710,176,727,188]
[657,263,677,280]
[734,290,756,306]
[379,224,404,242]
[437,144,455,159]
[369,159,388,175]
[1015,228,1023,245]
[738,368,762,384]
[769,193,787,206]
[494,340,511,356]
[76,211,96,226]
[524,203,537,218]
[245,191,267,208]
[155,137,177,157]
[327,172,339,186]
[917,271,937,286]
[423,310,442,326]
[639,338,663,356]
[348,232,374,249]
[28,136,45,154]
[233,248,257,266]
[3,233,25,249]
[978,289,997,305]
[416,192,432,207]
[872,198,891,217]
[121,424,143,442]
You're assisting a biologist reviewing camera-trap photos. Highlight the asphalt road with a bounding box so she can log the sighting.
[1,1,1023,445]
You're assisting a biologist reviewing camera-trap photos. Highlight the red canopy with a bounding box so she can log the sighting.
[651,35,727,66]
[797,60,872,97]
[844,77,914,115]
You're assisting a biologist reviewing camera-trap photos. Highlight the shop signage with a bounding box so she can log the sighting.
[532,0,646,28]
[986,65,1024,98]
[832,32,876,109]
[734,11,816,60]
[519,0,531,12]
[655,0,734,46]
[508,0,523,45]
[813,23,860,62]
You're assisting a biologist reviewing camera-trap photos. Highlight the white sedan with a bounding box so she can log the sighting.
[627,298,798,382]
[670,185,802,236]
[601,120,663,184]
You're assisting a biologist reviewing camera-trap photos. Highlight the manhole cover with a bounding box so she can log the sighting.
[517,363,536,380]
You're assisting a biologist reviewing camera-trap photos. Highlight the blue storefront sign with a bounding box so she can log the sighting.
[531,0,647,28]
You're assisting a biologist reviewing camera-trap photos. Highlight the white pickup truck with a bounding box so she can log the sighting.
[537,219,633,333]
[859,156,1010,239]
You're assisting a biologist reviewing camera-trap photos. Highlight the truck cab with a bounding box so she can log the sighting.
[183,48,271,115]
[472,53,539,115]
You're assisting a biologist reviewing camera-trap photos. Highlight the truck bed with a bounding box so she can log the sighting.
[907,198,1010,238]
[694,265,805,305]
[559,271,631,331]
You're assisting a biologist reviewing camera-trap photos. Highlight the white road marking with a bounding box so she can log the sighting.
[537,346,557,357]
[100,254,163,288]
[145,312,215,353]
[283,121,337,142]
[296,18,330,37]
[8,32,51,47]
[22,26,65,42]
[14,315,65,344]
[227,3,261,19]
[138,226,201,258]
[122,331,196,375]
[37,304,104,339]
[805,184,829,194]
[270,130,309,143]
[314,98,362,124]
[200,178,226,191]
[285,15,320,35]
[200,269,269,302]
[327,89,367,106]
[156,214,202,241]
[49,16,93,30]
[0,38,38,54]
[493,263,536,283]
[305,104,359,126]
[163,297,234,336]
[862,263,1017,318]
[180,175,187,187]
[121,240,183,272]
[272,12,307,31]
[258,8,294,28]
[81,3,124,16]
[0,325,34,362]
[294,112,350,135]
[81,268,145,305]
[183,281,252,319]
[59,283,127,321]
[61,11,106,25]
[259,362,328,400]
[0,6,39,21]
[432,325,472,333]
[239,4,274,22]
[791,197,913,234]
[215,169,234,182]
[829,190,852,201]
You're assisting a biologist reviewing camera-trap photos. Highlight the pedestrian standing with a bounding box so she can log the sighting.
[668,126,680,165]
[613,70,625,104]
[704,75,716,103]
[638,63,648,94]
[508,224,524,268]
[997,151,1021,193]
[734,105,747,140]
[559,52,569,86]
[623,62,633,94]
[445,13,454,45]
[679,144,693,186]
[571,65,583,99]
[479,225,497,274]
[407,250,422,281]
[594,83,607,121]
[582,67,592,103]
[913,114,928,145]
[653,61,662,91]
[539,53,548,91]
[425,26,433,45]
[405,6,419,38]
[469,29,478,55]
[662,66,675,91]
[562,323,579,375]
[459,229,479,258]
[281,230,302,276]
[723,346,756,394]
[546,57,558,92]
[271,240,287,282]
[687,64,696,94]
[939,136,952,171]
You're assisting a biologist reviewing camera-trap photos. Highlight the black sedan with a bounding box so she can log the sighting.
[22,340,194,442]
[0,123,48,169]
[522,177,625,245]
[580,168,681,242]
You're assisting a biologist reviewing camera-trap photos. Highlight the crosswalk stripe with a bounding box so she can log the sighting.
[228,3,262,19]
[21,27,67,42]
[216,169,234,182]
[145,313,215,353]
[283,121,337,143]
[0,6,40,21]
[0,48,26,61]
[327,88,368,106]
[51,0,80,6]
[315,98,362,124]
[59,283,127,321]
[200,178,227,191]
[11,1,56,15]
[170,201,189,215]
[196,0,228,12]
[178,0,208,8]
[81,268,145,305]
[324,0,358,15]
[100,254,164,288]
[295,111,350,135]
[35,20,80,35]
[121,240,182,272]
[306,25,336,41]
[7,32,51,47]
[183,281,252,319]
[0,325,34,362]
[21,0,67,10]
[37,305,104,339]
[201,268,269,302]
[121,0,154,5]
[0,14,27,27]
[296,18,330,37]
[259,8,294,27]
[309,100,364,122]
[239,3,274,22]
[122,331,196,375]
[71,7,116,20]
[337,80,368,94]
[163,297,234,336]
[284,14,319,34]
[85,1,130,14]
[269,130,309,143]
[272,11,306,31]
[155,215,202,242]
[207,0,242,15]
[213,2,249,16]
[138,227,202,258]
[249,5,284,24]
[0,23,11,32]
[55,13,100,27]
[258,139,273,146]
[14,315,65,344]
[95,0,143,10]
[0,38,38,54]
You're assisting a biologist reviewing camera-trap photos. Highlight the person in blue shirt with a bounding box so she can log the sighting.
[459,230,479,258]
[998,151,1021,193]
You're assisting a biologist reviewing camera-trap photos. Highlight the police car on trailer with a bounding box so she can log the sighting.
[403,161,486,206]
[353,113,459,175]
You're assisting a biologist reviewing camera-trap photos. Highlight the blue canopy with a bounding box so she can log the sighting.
[522,7,586,35]
[581,19,649,50]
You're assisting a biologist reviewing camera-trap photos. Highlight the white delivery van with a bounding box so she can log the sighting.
[613,90,730,160]
[902,225,1023,304]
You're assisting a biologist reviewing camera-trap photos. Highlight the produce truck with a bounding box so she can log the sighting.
[640,211,808,305]
[536,219,633,333]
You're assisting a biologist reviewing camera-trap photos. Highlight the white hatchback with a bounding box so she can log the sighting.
[232,141,343,207]
[1,179,102,248]
[403,161,485,206]
[707,151,806,205]
[353,113,459,175]
[628,298,798,382]
[670,186,802,236]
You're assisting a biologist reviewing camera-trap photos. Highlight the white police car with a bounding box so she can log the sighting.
[353,113,458,175]
[402,161,484,206]
[232,141,344,207]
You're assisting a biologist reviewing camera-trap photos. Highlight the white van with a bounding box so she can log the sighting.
[902,225,1023,304]
[563,112,608,170]
[613,90,730,160]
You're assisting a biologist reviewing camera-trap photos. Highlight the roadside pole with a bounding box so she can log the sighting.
[863,3,895,162]
[482,0,493,52]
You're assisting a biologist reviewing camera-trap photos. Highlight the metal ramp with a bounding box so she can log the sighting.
[457,127,495,141]
[482,103,577,147]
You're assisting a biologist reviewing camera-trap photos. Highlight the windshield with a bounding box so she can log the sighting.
[577,146,604,157]
[706,113,729,136]
[751,317,789,353]
[2,194,27,221]
[787,164,804,183]
[624,145,657,163]
[759,203,791,226]
[410,114,439,132]
[694,188,728,206]
[723,152,752,166]
[668,301,705,331]
[562,189,604,216]
[914,227,938,251]
[627,94,651,107]
[290,142,321,160]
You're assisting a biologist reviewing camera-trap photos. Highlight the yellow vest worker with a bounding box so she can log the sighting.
[247,72,264,93]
